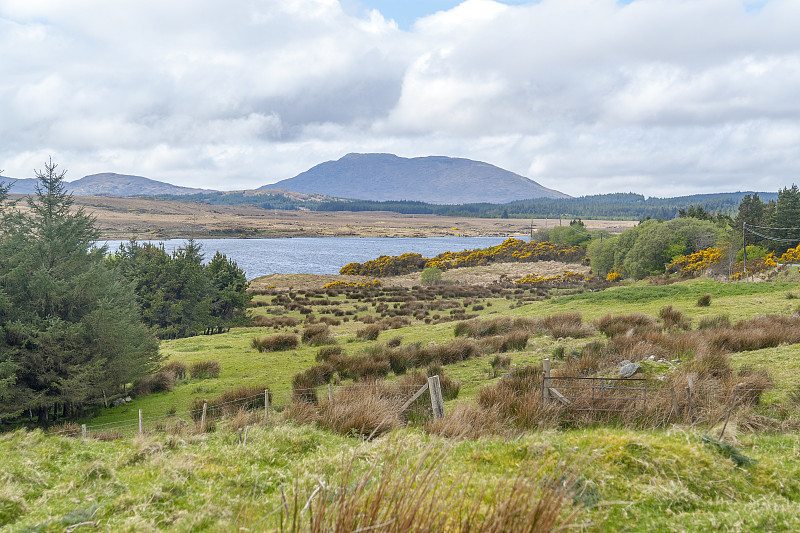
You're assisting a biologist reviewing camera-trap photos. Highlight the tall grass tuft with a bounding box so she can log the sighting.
[161,360,188,380]
[659,305,691,330]
[190,360,221,379]
[356,324,382,341]
[302,324,334,346]
[251,334,299,352]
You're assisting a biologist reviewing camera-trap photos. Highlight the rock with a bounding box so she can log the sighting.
[619,363,641,378]
[647,355,656,361]
[125,396,132,403]
[618,360,632,367]
[112,398,125,407]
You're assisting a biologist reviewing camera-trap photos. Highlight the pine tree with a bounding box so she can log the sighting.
[768,185,800,254]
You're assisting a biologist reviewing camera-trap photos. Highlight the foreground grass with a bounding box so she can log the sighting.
[2,422,800,532]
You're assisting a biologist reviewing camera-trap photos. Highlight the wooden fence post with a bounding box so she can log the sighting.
[81,424,87,442]
[542,359,551,404]
[328,384,333,402]
[428,375,444,420]
[686,376,694,423]
[243,425,249,446]
[138,409,143,435]
[201,402,208,433]
[264,389,270,425]
[718,383,741,442]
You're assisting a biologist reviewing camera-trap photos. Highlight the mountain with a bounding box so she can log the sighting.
[0,176,39,194]
[261,153,569,204]
[0,173,210,197]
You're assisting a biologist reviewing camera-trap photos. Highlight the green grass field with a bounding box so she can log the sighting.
[4,277,800,531]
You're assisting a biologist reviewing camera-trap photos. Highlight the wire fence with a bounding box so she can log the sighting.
[46,377,799,441]
[46,382,432,440]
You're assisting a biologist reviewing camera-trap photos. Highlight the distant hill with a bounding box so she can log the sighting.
[262,153,569,204]
[0,173,210,197]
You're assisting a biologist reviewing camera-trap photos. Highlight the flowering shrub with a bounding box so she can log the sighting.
[340,238,585,277]
[779,244,800,264]
[606,270,621,282]
[666,247,723,277]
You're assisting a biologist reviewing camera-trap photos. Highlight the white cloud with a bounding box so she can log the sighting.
[1,0,799,197]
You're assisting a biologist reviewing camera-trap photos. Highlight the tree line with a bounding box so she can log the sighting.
[0,161,250,425]
[158,190,779,221]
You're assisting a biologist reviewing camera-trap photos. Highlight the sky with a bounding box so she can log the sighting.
[1,0,799,198]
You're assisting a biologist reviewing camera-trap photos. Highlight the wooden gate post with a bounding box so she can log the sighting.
[542,359,552,404]
[428,375,444,420]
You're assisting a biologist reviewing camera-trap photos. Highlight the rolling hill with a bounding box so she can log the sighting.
[0,172,210,197]
[262,153,569,204]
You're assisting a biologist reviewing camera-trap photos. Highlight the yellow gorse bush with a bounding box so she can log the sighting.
[779,244,800,264]
[667,247,723,277]
[340,238,585,277]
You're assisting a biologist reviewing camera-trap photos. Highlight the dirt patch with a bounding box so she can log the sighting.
[382,261,590,288]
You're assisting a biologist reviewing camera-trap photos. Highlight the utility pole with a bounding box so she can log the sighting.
[742,222,747,281]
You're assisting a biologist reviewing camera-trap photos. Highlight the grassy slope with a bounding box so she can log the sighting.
[4,278,800,531]
[3,424,800,532]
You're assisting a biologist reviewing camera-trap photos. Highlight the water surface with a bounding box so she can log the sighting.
[101,236,519,278]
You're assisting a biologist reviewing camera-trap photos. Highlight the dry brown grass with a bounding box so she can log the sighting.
[541,312,594,339]
[595,313,659,338]
[279,440,574,533]
[426,403,512,438]
[318,387,403,438]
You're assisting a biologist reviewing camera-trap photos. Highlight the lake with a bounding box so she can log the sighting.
[101,236,520,278]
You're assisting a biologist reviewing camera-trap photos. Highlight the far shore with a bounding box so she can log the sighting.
[12,194,639,241]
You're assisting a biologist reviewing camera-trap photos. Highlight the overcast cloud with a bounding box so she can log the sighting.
[1,0,799,197]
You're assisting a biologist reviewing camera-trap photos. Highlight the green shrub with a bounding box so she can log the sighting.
[697,293,712,307]
[421,267,443,286]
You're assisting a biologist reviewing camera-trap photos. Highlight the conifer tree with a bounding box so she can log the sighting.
[0,160,159,422]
